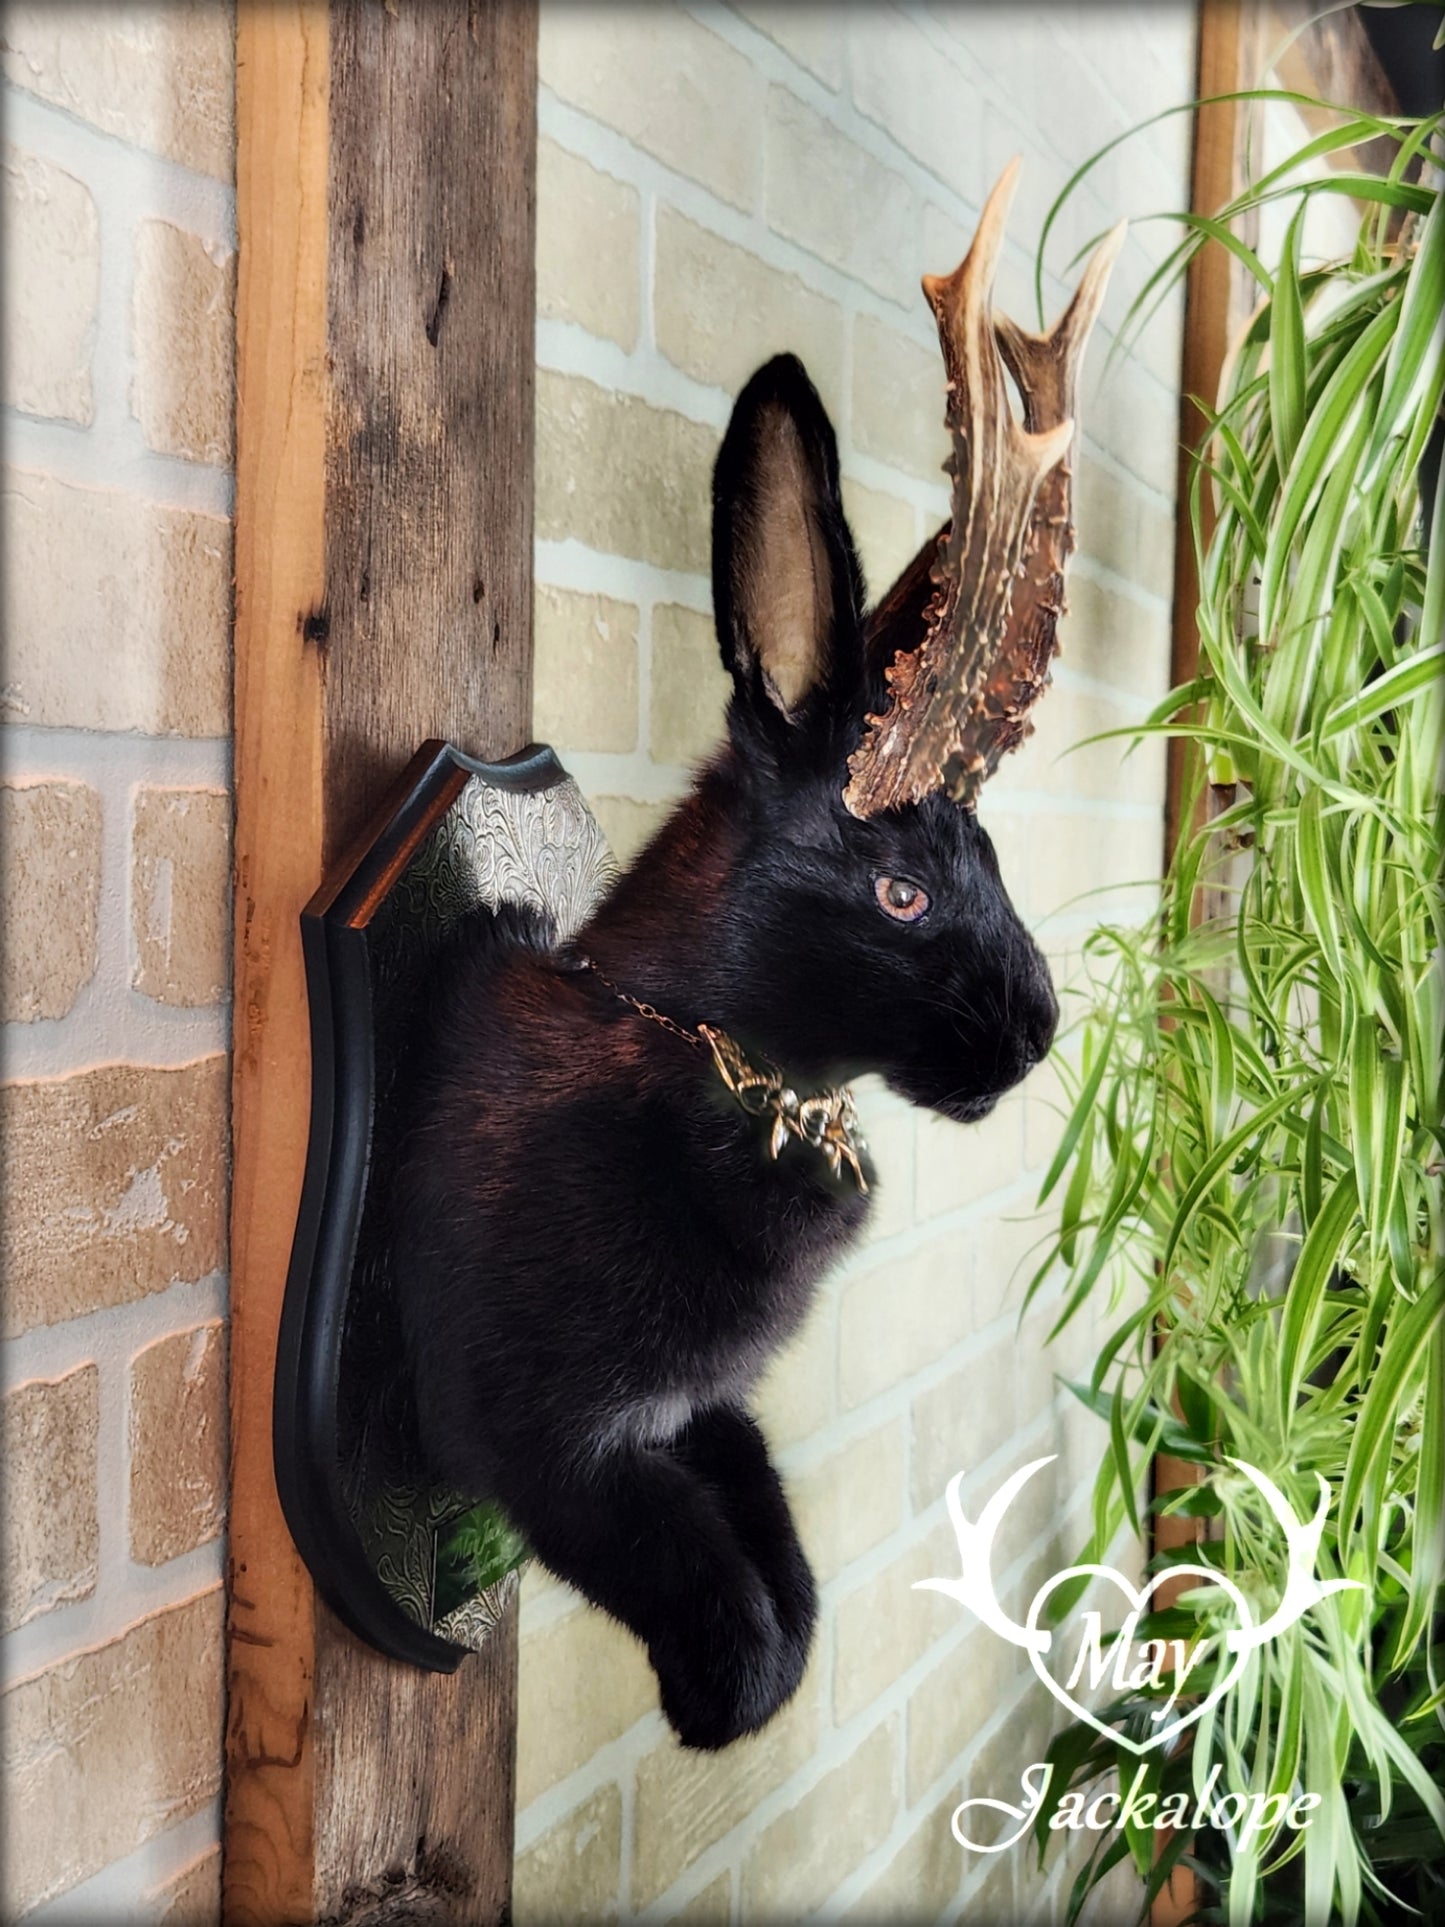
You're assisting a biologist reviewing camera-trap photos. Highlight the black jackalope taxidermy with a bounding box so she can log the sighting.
[394,165,1124,1747]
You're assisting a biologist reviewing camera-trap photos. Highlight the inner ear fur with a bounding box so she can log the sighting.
[714,356,862,724]
[734,409,835,714]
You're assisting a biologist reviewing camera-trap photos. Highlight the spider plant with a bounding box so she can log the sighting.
[1026,93,1444,1926]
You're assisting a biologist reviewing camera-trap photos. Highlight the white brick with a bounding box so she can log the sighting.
[849,14,983,191]
[764,87,917,302]
[789,1418,903,1582]
[840,478,919,614]
[734,5,844,88]
[2,468,232,735]
[540,6,762,211]
[851,312,949,484]
[537,139,640,351]
[2,5,234,180]
[654,207,845,414]
[838,1234,980,1410]
[2,145,98,425]
[533,585,639,755]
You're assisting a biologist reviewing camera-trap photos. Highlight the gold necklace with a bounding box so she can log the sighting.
[579,958,870,1194]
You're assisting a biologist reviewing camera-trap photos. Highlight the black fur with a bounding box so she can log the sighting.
[391,355,1057,1749]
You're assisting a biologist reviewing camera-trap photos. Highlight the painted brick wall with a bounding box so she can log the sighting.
[521,5,1196,1921]
[0,7,1198,1921]
[0,8,235,1920]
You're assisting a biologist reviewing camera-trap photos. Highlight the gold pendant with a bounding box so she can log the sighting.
[698,1025,869,1194]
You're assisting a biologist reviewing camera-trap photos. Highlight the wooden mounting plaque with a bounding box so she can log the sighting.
[275,740,613,1672]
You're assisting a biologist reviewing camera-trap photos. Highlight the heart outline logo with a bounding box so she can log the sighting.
[914,1455,1362,1758]
[1023,1561,1256,1757]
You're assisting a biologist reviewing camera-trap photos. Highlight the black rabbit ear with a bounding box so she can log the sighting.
[712,356,865,732]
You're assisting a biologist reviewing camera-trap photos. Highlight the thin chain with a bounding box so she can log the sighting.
[578,955,705,1051]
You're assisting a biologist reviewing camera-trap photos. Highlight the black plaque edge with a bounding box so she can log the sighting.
[274,739,566,1670]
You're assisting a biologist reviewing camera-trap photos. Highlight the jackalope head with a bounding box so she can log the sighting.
[597,164,1123,1124]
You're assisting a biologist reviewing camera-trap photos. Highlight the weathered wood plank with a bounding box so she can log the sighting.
[229,3,535,1918]
[310,4,534,1912]
[323,0,537,861]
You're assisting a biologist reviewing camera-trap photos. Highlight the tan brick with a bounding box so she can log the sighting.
[914,1099,1025,1223]
[632,1651,821,1907]
[734,4,843,86]
[851,312,950,484]
[539,8,761,211]
[654,208,845,412]
[1,1589,224,1917]
[846,1794,961,1919]
[992,679,1165,810]
[1025,807,1163,926]
[2,144,98,424]
[0,781,101,1022]
[2,7,234,180]
[516,1603,656,1809]
[838,1233,980,1410]
[131,221,235,465]
[961,1844,1015,1923]
[649,602,729,769]
[132,788,230,1008]
[858,1099,914,1247]
[744,1716,899,1918]
[911,1340,1023,1516]
[587,794,671,870]
[0,1366,99,1633]
[1087,360,1181,504]
[849,14,982,190]
[537,139,640,351]
[840,478,919,613]
[514,1783,621,1927]
[1076,454,1176,601]
[1,1057,229,1337]
[989,1447,1068,1582]
[153,1845,221,1925]
[789,1417,903,1583]
[765,88,917,302]
[2,468,232,735]
[534,586,639,756]
[129,1321,227,1566]
[536,369,716,574]
[671,1871,732,1922]
[964,1682,1055,1814]
[974,802,1035,923]
[753,1294,835,1451]
[906,1630,994,1804]
[971,1208,1057,1331]
[832,1515,959,1725]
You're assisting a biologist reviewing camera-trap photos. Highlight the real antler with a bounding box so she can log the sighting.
[843,162,1126,818]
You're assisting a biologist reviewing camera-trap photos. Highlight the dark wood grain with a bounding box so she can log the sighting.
[230,3,535,1918]
[312,1604,519,1925]
[324,0,537,866]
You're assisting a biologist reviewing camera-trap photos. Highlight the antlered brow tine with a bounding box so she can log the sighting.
[843,166,1125,818]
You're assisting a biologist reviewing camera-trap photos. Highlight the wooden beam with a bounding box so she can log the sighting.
[1153,11,1264,1922]
[228,5,536,1919]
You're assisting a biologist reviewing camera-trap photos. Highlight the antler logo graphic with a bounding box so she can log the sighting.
[917,1456,1360,1756]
